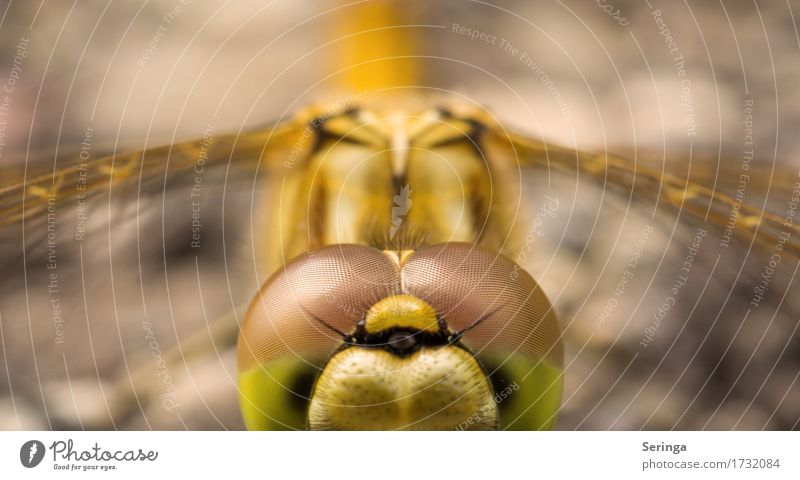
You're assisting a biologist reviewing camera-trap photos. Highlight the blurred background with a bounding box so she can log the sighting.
[0,0,798,430]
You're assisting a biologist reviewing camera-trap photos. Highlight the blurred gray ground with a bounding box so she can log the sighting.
[0,0,798,430]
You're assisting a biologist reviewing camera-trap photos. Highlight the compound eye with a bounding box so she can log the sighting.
[401,243,564,430]
[237,245,400,430]
[238,245,400,370]
[402,243,562,367]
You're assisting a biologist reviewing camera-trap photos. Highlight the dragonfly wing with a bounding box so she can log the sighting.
[483,127,800,260]
[0,113,316,230]
[656,155,800,220]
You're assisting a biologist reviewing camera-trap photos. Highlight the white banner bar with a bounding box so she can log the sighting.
[0,431,797,479]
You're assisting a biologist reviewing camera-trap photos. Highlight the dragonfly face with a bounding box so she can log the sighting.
[236,106,565,430]
[237,243,563,430]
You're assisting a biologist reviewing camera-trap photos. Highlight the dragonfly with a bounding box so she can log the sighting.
[1,1,798,430]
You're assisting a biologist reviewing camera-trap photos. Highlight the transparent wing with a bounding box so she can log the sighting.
[484,127,800,259]
[0,113,315,230]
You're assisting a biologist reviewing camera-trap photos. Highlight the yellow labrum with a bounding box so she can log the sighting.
[363,294,439,334]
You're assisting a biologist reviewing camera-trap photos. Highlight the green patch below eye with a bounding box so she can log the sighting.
[481,355,563,430]
[238,358,320,430]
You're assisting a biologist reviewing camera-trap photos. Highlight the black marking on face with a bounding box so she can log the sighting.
[483,362,515,414]
[353,327,450,357]
[387,331,417,354]
[289,366,317,412]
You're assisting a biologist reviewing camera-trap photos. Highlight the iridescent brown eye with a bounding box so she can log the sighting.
[402,243,563,369]
[237,245,399,375]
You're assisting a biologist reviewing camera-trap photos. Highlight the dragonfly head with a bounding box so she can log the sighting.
[237,243,563,430]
